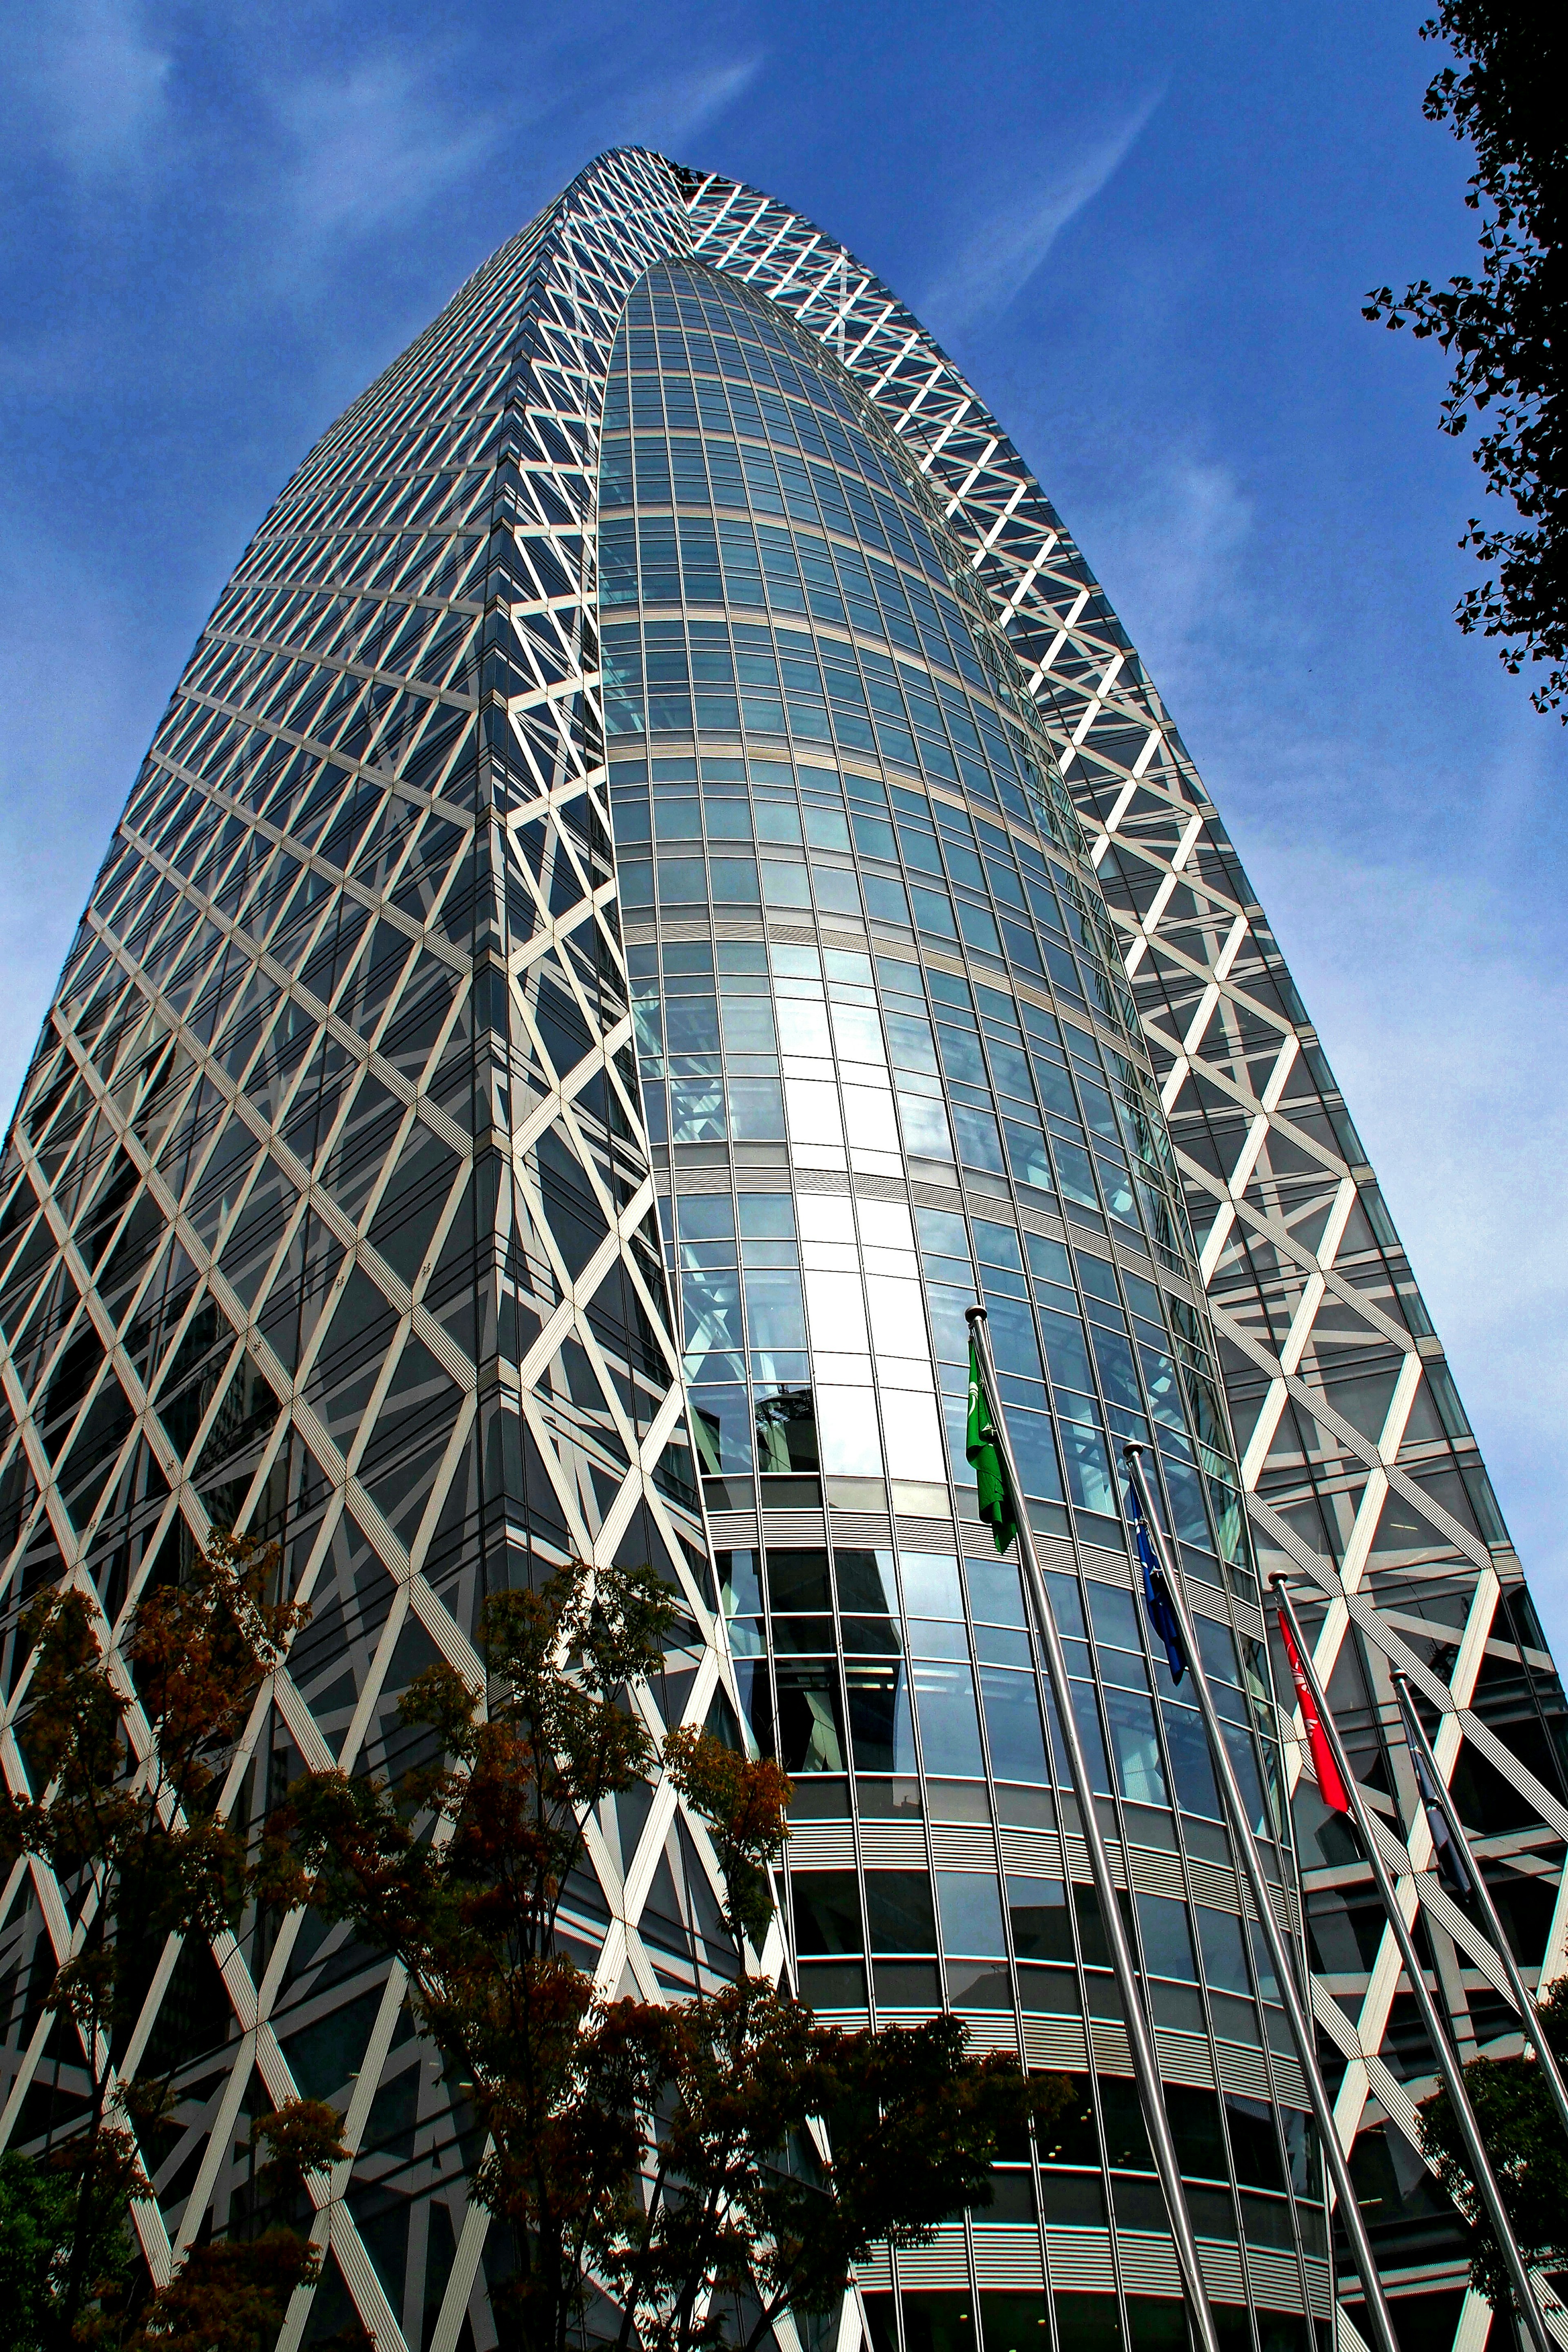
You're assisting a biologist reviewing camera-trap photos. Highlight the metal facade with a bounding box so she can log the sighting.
[0,144,1559,2352]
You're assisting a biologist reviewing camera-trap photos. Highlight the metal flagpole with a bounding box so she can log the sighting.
[1392,1670,1568,2149]
[965,1308,1222,2352]
[1274,1581,1554,2352]
[1120,1444,1399,2352]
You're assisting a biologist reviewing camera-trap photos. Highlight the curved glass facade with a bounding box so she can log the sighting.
[601,259,1328,2345]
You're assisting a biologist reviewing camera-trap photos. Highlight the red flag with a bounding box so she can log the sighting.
[1277,1607,1351,1815]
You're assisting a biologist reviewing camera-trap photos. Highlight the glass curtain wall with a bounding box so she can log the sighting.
[601,258,1329,2352]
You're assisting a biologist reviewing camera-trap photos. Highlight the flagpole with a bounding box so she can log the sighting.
[1274,1581,1554,2352]
[964,1309,1222,2352]
[1120,1444,1399,2352]
[1392,1670,1568,2149]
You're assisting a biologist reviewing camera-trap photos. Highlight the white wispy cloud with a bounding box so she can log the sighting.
[277,54,501,244]
[8,0,172,180]
[1243,825,1568,1648]
[920,90,1163,334]
[1077,453,1256,693]
[584,53,765,160]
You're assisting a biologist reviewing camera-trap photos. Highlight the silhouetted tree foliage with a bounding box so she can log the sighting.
[1418,1973,1568,2307]
[0,1532,341,2349]
[1366,4,1568,712]
[263,1556,1064,2352]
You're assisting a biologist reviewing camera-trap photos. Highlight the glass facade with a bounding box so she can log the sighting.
[601,260,1327,2348]
[0,145,1559,2352]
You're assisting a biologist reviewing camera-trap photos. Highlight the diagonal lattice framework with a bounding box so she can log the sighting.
[0,150,793,2352]
[684,169,1568,2323]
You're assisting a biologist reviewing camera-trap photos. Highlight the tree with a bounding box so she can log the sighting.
[263,1555,1061,2352]
[0,2148,76,2352]
[0,1531,332,2348]
[1418,1973,1568,2305]
[128,2100,357,2352]
[1365,4,1568,713]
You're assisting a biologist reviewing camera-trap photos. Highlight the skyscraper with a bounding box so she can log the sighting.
[0,144,1561,2352]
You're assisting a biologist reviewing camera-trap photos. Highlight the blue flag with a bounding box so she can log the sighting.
[1128,1481,1186,1685]
[1397,1682,1474,1899]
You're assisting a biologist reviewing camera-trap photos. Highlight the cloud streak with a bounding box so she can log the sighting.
[602,54,765,155]
[8,0,172,180]
[278,53,502,244]
[920,90,1163,333]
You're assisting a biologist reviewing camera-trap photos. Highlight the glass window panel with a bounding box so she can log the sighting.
[965,1556,1025,1625]
[936,1871,1007,1956]
[1004,1120,1053,1191]
[1043,1680,1111,1794]
[767,1549,832,1609]
[805,1268,868,1350]
[786,1078,844,1145]
[1085,1584,1143,1652]
[914,1661,986,1775]
[881,1387,943,1479]
[792,1871,862,1953]
[846,1662,918,1773]
[718,1548,763,1616]
[727,1079,785,1139]
[1039,1307,1093,1390]
[835,1548,898,1611]
[710,855,760,902]
[1104,1686,1169,1805]
[688,1384,753,1474]
[657,856,708,904]
[738,1193,795,1238]
[952,1102,1006,1172]
[1091,1324,1141,1412]
[742,1268,808,1351]
[957,900,1002,956]
[1136,1893,1198,1981]
[777,997,832,1055]
[864,1276,928,1357]
[681,1267,743,1352]
[1162,1452,1213,1547]
[865,1872,938,1954]
[776,1664,846,1774]
[1196,1905,1252,1996]
[900,1552,964,1615]
[897,1091,954,1157]
[981,1666,1048,1781]
[1010,1406,1064,1501]
[911,884,959,939]
[812,864,862,916]
[719,997,777,1054]
[1007,1875,1072,1962]
[1161,1700,1221,1818]
[816,1385,882,1475]
[865,872,912,924]
[831,1003,886,1063]
[843,1085,899,1151]
[1060,1421,1116,1516]
[761,859,813,907]
[886,1011,939,1072]
[755,1385,818,1472]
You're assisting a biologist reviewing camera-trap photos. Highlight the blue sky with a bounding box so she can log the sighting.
[3,0,1564,1648]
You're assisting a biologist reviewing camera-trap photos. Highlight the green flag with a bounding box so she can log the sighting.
[966,1332,1018,1555]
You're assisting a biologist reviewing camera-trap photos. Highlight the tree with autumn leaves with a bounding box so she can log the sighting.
[5,1538,1060,2350]
[0,1532,349,2350]
[261,1557,1063,2352]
